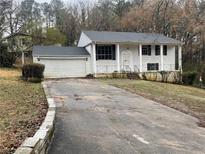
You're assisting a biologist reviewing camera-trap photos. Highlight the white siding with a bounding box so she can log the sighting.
[140,45,175,71]
[96,44,138,73]
[94,44,176,73]
[85,45,94,74]
[85,45,92,55]
[96,60,117,73]
[120,44,140,71]
[78,32,92,47]
[163,46,176,71]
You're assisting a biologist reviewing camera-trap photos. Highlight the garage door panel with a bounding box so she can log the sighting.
[39,59,86,78]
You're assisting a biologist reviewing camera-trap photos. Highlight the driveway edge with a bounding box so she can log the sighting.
[14,82,56,154]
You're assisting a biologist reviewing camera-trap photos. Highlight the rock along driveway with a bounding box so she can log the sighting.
[46,79,205,154]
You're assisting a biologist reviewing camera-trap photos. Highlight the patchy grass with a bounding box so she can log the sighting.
[0,68,47,154]
[0,68,21,79]
[100,79,205,127]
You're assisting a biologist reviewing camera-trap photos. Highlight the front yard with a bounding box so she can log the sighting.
[0,68,47,154]
[100,79,205,127]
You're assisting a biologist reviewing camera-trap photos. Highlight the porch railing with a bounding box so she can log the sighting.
[96,64,177,74]
[141,64,176,72]
[96,65,117,73]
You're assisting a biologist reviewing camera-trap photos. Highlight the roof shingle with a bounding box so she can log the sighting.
[83,31,182,45]
[33,46,90,57]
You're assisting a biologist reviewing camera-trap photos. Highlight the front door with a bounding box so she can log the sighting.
[122,51,132,71]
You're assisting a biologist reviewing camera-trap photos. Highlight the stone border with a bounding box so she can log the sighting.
[15,82,56,154]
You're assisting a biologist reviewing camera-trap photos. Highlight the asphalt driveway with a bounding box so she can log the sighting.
[46,79,205,154]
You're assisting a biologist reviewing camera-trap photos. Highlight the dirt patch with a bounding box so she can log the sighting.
[0,68,21,78]
[0,68,47,154]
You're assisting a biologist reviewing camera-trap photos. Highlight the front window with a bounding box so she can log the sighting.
[147,63,159,71]
[155,45,160,55]
[155,45,167,56]
[163,45,167,55]
[142,45,151,55]
[96,45,116,60]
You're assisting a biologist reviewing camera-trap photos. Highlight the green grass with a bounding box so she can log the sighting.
[100,79,205,126]
[0,68,47,154]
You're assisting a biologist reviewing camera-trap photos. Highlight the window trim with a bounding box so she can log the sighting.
[155,45,160,56]
[96,44,116,60]
[147,63,159,71]
[142,45,151,56]
[155,45,168,56]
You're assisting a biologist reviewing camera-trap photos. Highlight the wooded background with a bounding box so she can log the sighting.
[0,0,205,71]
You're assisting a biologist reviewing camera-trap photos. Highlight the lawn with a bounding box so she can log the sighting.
[0,68,47,154]
[100,79,205,127]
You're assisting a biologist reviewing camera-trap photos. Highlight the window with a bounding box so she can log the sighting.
[142,45,151,55]
[163,45,167,55]
[147,63,159,71]
[155,45,167,56]
[155,45,160,55]
[96,45,116,60]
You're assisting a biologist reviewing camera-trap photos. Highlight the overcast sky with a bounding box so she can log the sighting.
[33,0,97,5]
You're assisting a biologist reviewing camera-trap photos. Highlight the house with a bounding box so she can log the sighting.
[4,33,32,65]
[33,31,183,78]
[4,33,32,53]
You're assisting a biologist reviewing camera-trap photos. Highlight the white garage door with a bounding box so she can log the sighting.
[39,58,87,78]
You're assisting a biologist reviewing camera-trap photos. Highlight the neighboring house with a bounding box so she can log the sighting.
[5,33,32,53]
[33,31,183,78]
[4,33,32,65]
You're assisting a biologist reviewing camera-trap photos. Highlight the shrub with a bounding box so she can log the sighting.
[112,71,118,78]
[127,72,140,80]
[141,73,147,80]
[86,74,94,79]
[27,77,42,83]
[159,71,171,83]
[202,66,205,85]
[0,43,16,67]
[182,71,198,85]
[22,63,45,82]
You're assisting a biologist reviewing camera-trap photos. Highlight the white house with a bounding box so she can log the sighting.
[33,31,183,78]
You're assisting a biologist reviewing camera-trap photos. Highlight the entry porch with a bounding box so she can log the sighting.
[90,43,182,74]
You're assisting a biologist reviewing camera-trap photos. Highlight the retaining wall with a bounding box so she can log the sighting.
[15,83,56,154]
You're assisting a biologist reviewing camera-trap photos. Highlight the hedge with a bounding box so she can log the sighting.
[182,71,198,85]
[0,44,16,67]
[202,66,205,85]
[22,63,45,82]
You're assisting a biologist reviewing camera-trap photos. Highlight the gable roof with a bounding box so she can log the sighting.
[33,45,90,57]
[82,31,183,45]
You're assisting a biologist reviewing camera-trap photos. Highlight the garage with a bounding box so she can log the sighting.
[32,46,90,78]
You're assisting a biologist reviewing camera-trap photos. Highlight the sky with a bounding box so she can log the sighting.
[16,0,97,6]
[34,0,97,5]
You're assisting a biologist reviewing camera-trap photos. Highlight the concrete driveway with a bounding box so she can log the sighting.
[46,79,205,154]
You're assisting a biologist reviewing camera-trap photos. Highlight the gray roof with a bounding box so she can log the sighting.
[83,31,182,45]
[33,46,90,57]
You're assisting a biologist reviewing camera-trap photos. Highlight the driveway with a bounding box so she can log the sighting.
[46,79,205,154]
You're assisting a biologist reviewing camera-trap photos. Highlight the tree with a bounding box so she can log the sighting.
[41,2,54,29]
[0,0,205,70]
[120,2,153,32]
[113,0,131,18]
[0,0,11,40]
[50,0,64,26]
[43,27,66,45]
